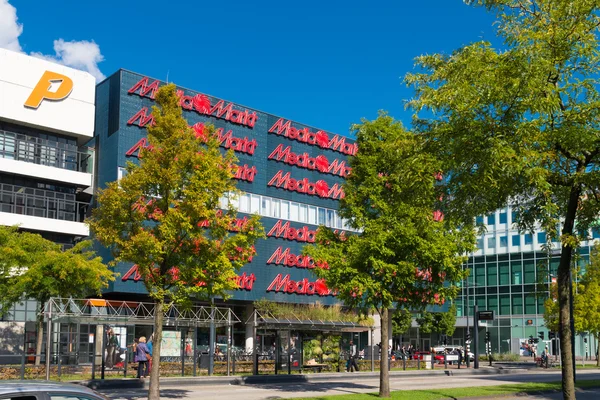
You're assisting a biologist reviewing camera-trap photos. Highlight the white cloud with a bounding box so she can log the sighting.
[0,0,22,52]
[0,0,106,81]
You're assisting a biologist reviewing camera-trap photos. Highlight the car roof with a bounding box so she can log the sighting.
[0,381,99,396]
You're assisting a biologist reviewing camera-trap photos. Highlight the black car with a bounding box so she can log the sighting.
[0,381,108,400]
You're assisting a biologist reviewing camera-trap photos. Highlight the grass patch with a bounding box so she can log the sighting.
[293,379,600,400]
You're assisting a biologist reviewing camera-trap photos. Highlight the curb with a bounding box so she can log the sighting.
[77,367,532,390]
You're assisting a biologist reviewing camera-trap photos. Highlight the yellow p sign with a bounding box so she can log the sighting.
[24,71,74,109]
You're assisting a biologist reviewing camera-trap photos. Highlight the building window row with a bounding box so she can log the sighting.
[224,192,354,231]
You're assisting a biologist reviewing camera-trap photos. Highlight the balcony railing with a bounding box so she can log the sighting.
[0,130,93,174]
[0,183,87,223]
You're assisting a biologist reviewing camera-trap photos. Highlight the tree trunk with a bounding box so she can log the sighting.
[596,335,599,367]
[558,186,580,400]
[35,317,44,366]
[379,308,390,398]
[148,300,164,400]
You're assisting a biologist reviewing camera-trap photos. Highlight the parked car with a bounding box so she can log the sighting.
[412,351,431,360]
[0,381,108,400]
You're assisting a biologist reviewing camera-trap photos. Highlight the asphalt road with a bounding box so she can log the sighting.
[99,370,600,400]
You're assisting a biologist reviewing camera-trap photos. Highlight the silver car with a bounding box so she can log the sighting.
[0,381,109,400]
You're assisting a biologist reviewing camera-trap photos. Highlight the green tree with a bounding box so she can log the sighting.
[405,1,600,397]
[415,305,457,341]
[304,114,475,397]
[88,84,263,400]
[574,245,600,366]
[0,226,113,365]
[392,308,413,339]
[416,311,434,335]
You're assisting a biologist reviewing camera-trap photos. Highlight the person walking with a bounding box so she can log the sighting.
[347,340,359,372]
[146,334,154,375]
[105,328,118,369]
[136,336,150,378]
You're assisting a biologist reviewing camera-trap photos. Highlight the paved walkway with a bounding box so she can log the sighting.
[97,369,600,400]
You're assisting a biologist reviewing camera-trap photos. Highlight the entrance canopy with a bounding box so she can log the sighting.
[246,309,372,333]
[43,297,240,327]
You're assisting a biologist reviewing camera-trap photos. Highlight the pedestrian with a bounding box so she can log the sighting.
[146,334,153,375]
[347,340,359,372]
[105,327,118,369]
[136,336,150,378]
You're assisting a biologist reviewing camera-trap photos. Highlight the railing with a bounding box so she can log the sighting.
[0,129,93,173]
[0,183,87,223]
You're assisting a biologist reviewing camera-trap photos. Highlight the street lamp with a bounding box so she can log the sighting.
[464,263,483,369]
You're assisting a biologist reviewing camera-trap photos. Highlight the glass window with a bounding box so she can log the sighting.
[271,199,280,218]
[487,263,498,286]
[537,232,547,243]
[499,262,510,285]
[524,294,537,315]
[499,295,511,315]
[511,211,518,224]
[281,201,290,220]
[487,237,496,248]
[299,204,308,222]
[512,294,523,314]
[239,193,250,213]
[308,206,317,225]
[327,210,335,227]
[230,195,239,211]
[512,235,520,246]
[499,212,507,224]
[500,236,508,247]
[511,261,522,285]
[318,208,326,225]
[593,228,600,239]
[523,260,536,284]
[524,234,533,245]
[476,238,484,250]
[250,195,260,214]
[475,264,486,287]
[261,197,271,216]
[487,214,496,225]
[488,296,498,314]
[476,216,484,225]
[336,212,343,228]
[290,202,299,221]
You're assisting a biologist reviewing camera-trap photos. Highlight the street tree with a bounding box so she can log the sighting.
[88,84,263,400]
[416,305,457,342]
[405,1,600,397]
[392,308,413,345]
[573,245,600,366]
[0,226,113,364]
[304,114,475,397]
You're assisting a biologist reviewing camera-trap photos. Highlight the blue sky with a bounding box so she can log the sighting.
[3,0,500,135]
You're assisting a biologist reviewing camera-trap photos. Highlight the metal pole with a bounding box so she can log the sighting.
[252,312,258,375]
[370,328,375,372]
[100,326,106,380]
[209,301,215,376]
[193,326,198,377]
[181,328,185,377]
[570,268,576,383]
[227,310,231,376]
[45,301,52,381]
[91,327,96,380]
[473,304,479,369]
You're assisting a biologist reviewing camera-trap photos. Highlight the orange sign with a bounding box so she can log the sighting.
[24,70,73,109]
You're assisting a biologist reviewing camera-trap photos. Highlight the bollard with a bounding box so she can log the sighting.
[403,356,406,371]
[124,350,128,378]
[58,352,62,378]
[232,353,236,375]
[20,353,25,380]
[444,353,447,369]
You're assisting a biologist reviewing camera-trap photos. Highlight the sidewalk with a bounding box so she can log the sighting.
[78,365,532,390]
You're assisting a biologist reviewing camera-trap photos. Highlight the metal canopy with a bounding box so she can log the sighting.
[42,297,240,328]
[247,309,372,333]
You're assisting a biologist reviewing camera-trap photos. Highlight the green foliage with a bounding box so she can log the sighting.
[405,2,600,396]
[435,305,457,337]
[88,84,264,304]
[304,113,475,313]
[0,226,113,316]
[574,244,600,338]
[416,311,434,334]
[253,299,372,325]
[392,309,412,336]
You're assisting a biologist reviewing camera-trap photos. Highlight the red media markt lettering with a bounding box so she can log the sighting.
[267,220,317,243]
[267,247,316,269]
[266,274,334,296]
[268,170,344,199]
[269,118,357,156]
[128,77,258,128]
[268,144,351,177]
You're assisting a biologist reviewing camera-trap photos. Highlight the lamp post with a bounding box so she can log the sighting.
[464,264,483,369]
